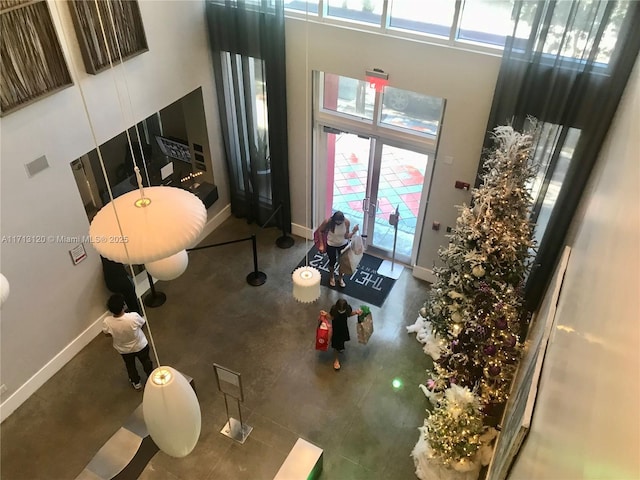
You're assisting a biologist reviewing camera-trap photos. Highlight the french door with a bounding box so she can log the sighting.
[313,71,444,266]
[317,127,433,266]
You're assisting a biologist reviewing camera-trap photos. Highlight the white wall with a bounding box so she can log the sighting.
[284,19,502,277]
[509,56,640,479]
[0,0,228,419]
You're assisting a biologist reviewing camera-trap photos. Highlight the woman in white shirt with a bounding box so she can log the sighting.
[318,211,359,287]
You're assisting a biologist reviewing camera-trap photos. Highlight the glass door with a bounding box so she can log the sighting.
[321,127,432,265]
[314,70,443,266]
[369,142,431,263]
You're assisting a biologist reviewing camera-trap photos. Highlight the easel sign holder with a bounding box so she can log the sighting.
[213,363,253,444]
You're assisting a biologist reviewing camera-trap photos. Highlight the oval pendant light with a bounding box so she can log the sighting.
[143,366,201,458]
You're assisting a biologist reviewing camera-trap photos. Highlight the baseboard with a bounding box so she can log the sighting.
[197,204,232,243]
[0,204,232,423]
[0,312,108,423]
[411,264,436,284]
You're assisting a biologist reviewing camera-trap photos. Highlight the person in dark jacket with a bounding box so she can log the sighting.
[100,256,141,314]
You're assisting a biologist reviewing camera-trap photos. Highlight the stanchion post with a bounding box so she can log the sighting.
[246,234,267,286]
[276,203,294,249]
[143,271,166,307]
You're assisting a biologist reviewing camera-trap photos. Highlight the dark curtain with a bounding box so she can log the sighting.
[478,0,640,312]
[205,0,291,230]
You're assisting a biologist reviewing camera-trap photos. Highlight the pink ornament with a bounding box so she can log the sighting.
[495,317,508,330]
[483,344,497,356]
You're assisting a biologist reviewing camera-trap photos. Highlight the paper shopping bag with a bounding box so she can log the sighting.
[315,314,332,351]
[339,245,354,275]
[357,306,373,345]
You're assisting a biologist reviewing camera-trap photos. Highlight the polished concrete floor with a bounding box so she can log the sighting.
[1,216,432,480]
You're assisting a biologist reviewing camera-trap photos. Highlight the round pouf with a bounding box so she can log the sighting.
[292,266,321,303]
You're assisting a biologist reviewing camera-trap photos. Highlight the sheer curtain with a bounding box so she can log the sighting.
[480,0,640,311]
[206,0,291,229]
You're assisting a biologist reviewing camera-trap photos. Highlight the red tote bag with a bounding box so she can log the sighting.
[313,227,328,254]
[315,314,332,351]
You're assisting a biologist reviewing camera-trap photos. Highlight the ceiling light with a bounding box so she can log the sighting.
[145,249,189,281]
[0,274,9,306]
[143,366,201,458]
[89,184,206,264]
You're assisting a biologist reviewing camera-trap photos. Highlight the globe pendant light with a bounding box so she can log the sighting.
[145,249,189,281]
[0,274,10,306]
[143,366,201,458]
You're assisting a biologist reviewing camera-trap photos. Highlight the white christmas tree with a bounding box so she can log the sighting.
[411,125,537,478]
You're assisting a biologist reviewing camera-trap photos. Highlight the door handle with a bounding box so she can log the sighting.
[362,198,370,212]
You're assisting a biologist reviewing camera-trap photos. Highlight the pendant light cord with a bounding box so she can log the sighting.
[93,0,161,367]
[304,2,310,263]
[52,0,160,367]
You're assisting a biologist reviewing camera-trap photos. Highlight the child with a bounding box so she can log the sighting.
[320,298,362,371]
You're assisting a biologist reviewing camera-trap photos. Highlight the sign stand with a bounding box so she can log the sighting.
[213,363,253,444]
[377,205,404,279]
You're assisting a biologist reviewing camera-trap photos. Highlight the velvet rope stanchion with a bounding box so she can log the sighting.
[143,271,167,308]
[187,234,267,286]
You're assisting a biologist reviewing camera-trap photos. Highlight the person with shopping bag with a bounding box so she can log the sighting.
[315,311,332,351]
[320,298,362,371]
[317,211,359,288]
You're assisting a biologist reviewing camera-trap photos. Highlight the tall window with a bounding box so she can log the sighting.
[207,0,291,229]
[220,53,272,204]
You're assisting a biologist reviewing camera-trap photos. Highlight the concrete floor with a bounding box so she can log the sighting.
[0,216,432,480]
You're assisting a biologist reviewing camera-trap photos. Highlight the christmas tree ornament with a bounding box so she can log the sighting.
[483,344,497,356]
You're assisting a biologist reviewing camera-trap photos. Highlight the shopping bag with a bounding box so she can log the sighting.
[357,305,373,345]
[351,233,364,255]
[313,227,328,254]
[339,244,354,275]
[347,244,363,272]
[315,313,332,351]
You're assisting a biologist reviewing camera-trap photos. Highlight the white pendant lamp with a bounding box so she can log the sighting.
[89,183,206,265]
[143,366,201,458]
[292,266,321,303]
[0,274,9,306]
[145,249,189,281]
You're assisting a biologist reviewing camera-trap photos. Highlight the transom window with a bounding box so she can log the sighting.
[286,0,519,50]
[286,0,630,65]
[320,72,445,142]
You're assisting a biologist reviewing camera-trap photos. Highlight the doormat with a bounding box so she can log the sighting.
[295,246,396,307]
